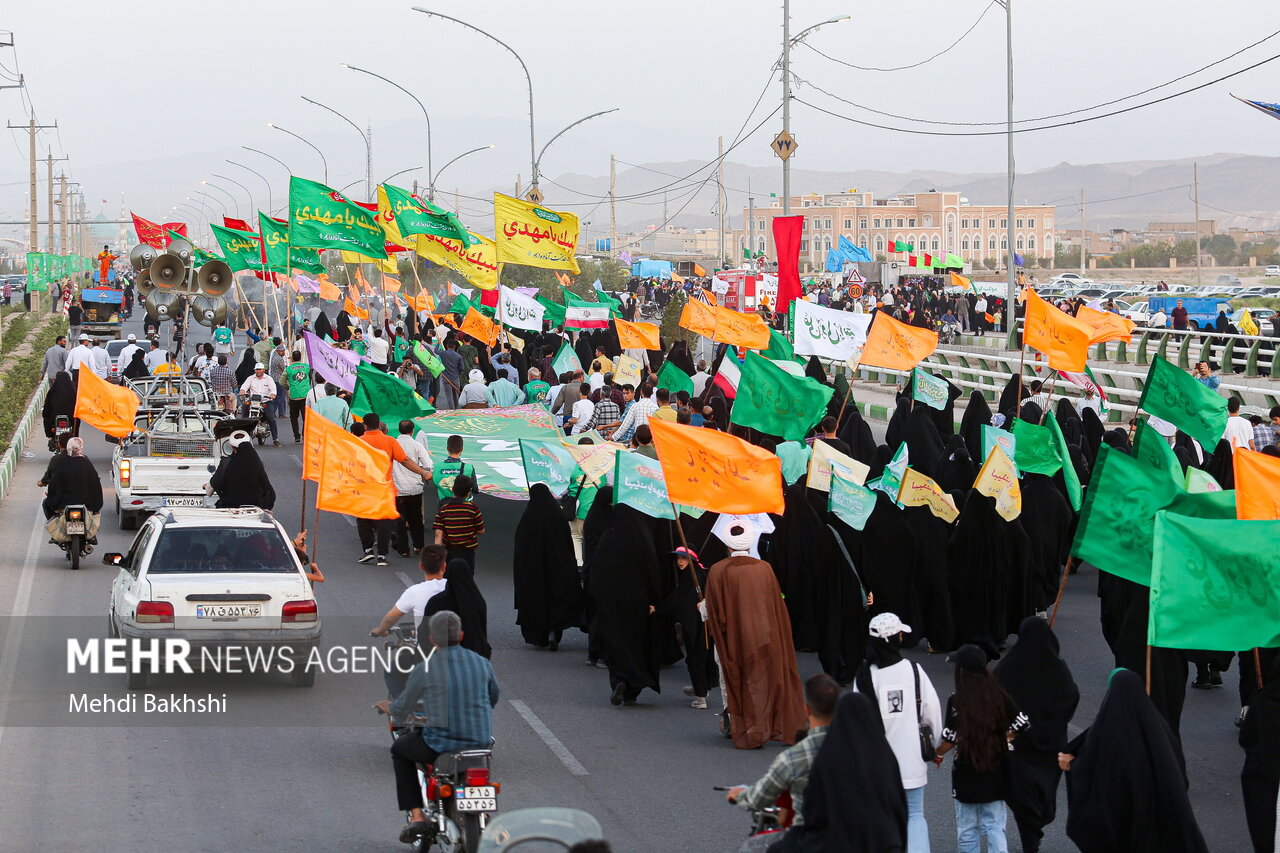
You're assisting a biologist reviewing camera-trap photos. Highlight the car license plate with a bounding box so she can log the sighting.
[196,604,261,620]
[456,787,497,812]
[164,497,204,507]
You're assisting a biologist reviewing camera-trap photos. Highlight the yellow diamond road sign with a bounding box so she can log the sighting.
[526,186,544,204]
[771,130,797,161]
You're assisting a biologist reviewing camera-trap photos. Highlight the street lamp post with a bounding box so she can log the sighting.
[268,123,327,184]
[243,146,292,177]
[227,159,273,217]
[1000,0,1018,348]
[302,96,371,202]
[202,181,239,218]
[342,64,434,200]
[534,110,619,197]
[195,190,227,219]
[430,145,495,201]
[212,173,254,220]
[411,8,538,196]
[779,8,849,216]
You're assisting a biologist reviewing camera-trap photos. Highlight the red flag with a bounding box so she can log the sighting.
[222,217,253,232]
[908,256,919,267]
[162,223,188,245]
[131,212,166,249]
[771,215,803,313]
[479,288,499,308]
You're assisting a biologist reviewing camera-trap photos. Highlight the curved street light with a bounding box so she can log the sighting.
[268,123,327,184]
[342,64,433,199]
[534,109,619,192]
[302,95,371,201]
[430,145,495,201]
[779,12,850,215]
[227,159,273,217]
[211,173,254,219]
[243,146,292,177]
[380,166,422,186]
[411,8,537,194]
[202,180,240,217]
[194,190,227,218]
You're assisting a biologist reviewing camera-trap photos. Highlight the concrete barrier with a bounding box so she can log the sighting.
[0,380,48,500]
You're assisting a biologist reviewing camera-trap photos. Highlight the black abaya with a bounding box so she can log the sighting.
[209,443,275,509]
[590,505,663,700]
[946,490,1032,653]
[424,558,491,658]
[1019,474,1073,613]
[42,371,75,437]
[1240,657,1280,853]
[235,349,258,386]
[837,491,922,648]
[836,403,878,464]
[511,484,582,648]
[958,390,993,463]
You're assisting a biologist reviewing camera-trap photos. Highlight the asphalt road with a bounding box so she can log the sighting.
[0,315,1255,852]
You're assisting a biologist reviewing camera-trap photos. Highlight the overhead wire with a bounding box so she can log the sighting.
[800,2,997,73]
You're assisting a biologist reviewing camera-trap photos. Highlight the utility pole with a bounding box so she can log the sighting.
[366,121,373,204]
[58,174,68,253]
[7,118,57,250]
[717,136,726,271]
[609,154,617,261]
[1003,0,1016,347]
[781,0,792,217]
[748,180,756,271]
[1079,188,1086,278]
[45,152,68,252]
[1193,162,1202,289]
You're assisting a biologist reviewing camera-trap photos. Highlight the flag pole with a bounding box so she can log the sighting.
[1145,644,1153,696]
[1048,556,1074,627]
[1013,342,1027,417]
[1038,371,1061,425]
[1254,647,1264,691]
[300,478,308,534]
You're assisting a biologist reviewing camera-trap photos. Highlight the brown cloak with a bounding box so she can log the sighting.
[704,555,806,750]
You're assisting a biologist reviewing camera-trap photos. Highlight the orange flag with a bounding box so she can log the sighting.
[343,296,369,321]
[433,313,459,329]
[355,268,375,295]
[1075,304,1136,345]
[700,288,718,306]
[1023,290,1091,372]
[860,312,938,370]
[315,424,398,519]
[460,306,500,346]
[614,318,661,350]
[74,367,140,438]
[300,406,330,483]
[554,271,574,288]
[382,274,402,294]
[712,306,770,349]
[1234,448,1280,520]
[649,418,785,514]
[317,274,342,302]
[679,296,719,338]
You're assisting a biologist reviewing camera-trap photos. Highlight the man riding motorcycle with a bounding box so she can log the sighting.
[42,437,103,522]
[374,610,499,845]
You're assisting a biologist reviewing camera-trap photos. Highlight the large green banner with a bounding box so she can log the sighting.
[414,405,563,500]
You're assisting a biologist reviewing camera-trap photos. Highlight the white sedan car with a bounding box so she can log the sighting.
[106,507,321,689]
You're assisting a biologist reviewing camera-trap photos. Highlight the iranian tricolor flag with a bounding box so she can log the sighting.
[1057,365,1109,411]
[889,240,914,253]
[712,355,741,399]
[563,291,610,329]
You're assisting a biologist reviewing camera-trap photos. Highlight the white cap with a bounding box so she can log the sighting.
[254,363,266,371]
[78,333,89,341]
[127,333,137,341]
[468,369,485,383]
[869,612,912,639]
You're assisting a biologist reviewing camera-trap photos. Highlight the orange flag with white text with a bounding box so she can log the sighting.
[461,306,500,347]
[1023,290,1091,371]
[614,318,661,351]
[74,367,140,438]
[649,418,785,514]
[1075,304,1136,345]
[315,421,398,519]
[1234,447,1280,520]
[859,311,938,370]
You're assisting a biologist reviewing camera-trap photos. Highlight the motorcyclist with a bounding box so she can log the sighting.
[238,362,280,446]
[374,610,499,845]
[42,437,104,544]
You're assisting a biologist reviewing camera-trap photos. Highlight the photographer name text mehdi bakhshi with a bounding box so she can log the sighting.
[68,692,228,714]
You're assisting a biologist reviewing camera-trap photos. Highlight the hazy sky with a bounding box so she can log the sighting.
[3,0,1279,243]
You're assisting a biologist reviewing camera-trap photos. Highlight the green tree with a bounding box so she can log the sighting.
[983,257,998,271]
[1200,233,1237,266]
[1172,239,1197,264]
[661,289,688,349]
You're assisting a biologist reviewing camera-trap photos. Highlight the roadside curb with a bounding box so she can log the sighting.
[0,378,47,501]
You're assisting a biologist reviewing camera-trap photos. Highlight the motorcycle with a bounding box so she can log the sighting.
[716,785,792,852]
[57,504,92,571]
[245,394,269,446]
[49,414,72,452]
[638,301,662,321]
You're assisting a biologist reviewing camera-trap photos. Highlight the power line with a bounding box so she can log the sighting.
[793,49,1280,137]
[801,2,996,73]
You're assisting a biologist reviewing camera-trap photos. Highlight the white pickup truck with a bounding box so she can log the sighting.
[111,408,228,530]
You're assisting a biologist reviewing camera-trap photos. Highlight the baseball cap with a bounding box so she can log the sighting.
[126,333,136,342]
[253,363,266,371]
[947,643,990,672]
[868,612,912,639]
[78,333,89,341]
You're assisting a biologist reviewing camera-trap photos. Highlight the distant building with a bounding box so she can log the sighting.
[730,190,1056,270]
[609,226,723,259]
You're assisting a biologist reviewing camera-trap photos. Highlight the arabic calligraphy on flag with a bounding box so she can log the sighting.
[493,192,581,274]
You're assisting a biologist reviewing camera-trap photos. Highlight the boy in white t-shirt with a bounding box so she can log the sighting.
[369,545,449,698]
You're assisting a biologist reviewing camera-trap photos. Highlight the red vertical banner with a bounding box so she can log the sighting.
[771,215,803,313]
[131,212,167,249]
[162,222,188,246]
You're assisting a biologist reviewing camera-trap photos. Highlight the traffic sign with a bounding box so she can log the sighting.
[526,185,544,204]
[771,130,797,161]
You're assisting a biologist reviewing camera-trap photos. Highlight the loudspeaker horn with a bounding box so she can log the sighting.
[191,294,228,328]
[196,259,234,296]
[144,290,184,323]
[135,269,155,297]
[165,239,194,265]
[149,253,188,290]
[129,243,159,271]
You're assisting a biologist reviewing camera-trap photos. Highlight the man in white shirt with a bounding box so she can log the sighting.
[567,383,595,435]
[65,334,94,375]
[690,360,712,397]
[116,333,142,376]
[88,338,110,378]
[392,419,434,557]
[143,340,168,373]
[369,328,391,371]
[973,295,989,337]
[369,545,450,696]
[239,364,280,446]
[853,613,942,853]
[1223,397,1255,452]
[1150,308,1168,328]
[1075,385,1102,419]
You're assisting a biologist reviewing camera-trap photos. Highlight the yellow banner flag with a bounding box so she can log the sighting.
[74,367,140,438]
[807,439,870,493]
[415,232,499,291]
[613,354,644,388]
[974,446,1022,521]
[564,440,624,486]
[897,467,959,523]
[494,192,580,274]
[315,423,398,519]
[376,185,411,250]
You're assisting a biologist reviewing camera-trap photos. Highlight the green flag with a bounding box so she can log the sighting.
[288,175,387,258]
[259,213,325,275]
[536,295,566,328]
[911,367,949,411]
[551,342,581,377]
[1184,466,1223,494]
[518,438,578,496]
[350,362,435,424]
[1045,412,1083,511]
[613,451,676,519]
[449,293,474,315]
[1010,418,1060,476]
[981,425,1015,463]
[413,342,445,378]
[26,252,47,291]
[656,359,694,397]
[829,474,878,530]
[776,441,812,485]
[1071,444,1235,585]
[1131,419,1180,484]
[210,223,265,272]
[1137,356,1228,449]
[381,183,471,244]
[761,328,799,364]
[729,351,833,440]
[1149,512,1280,651]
